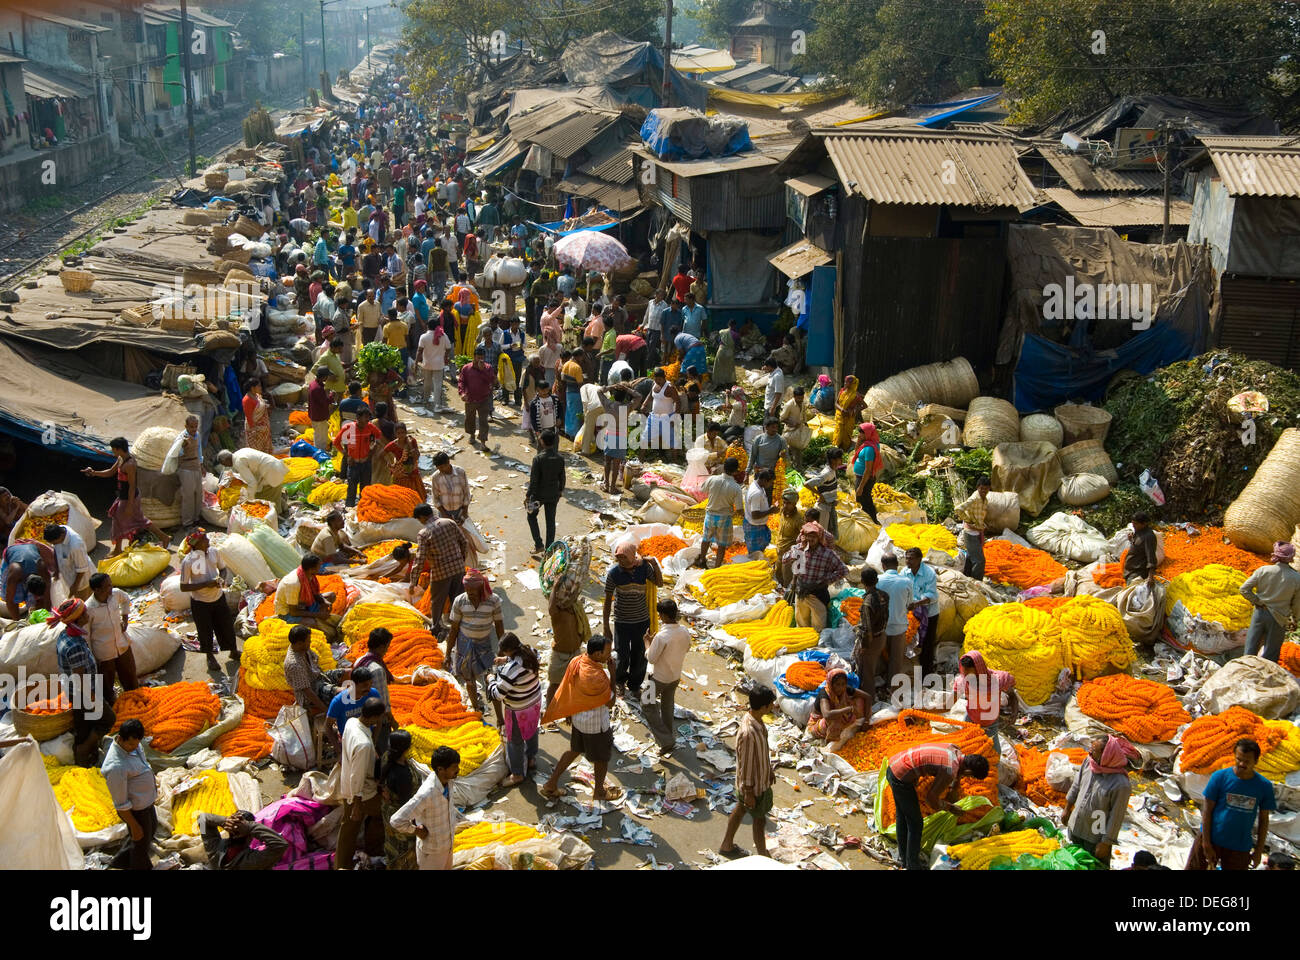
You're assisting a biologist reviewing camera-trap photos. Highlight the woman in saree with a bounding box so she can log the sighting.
[834,374,864,451]
[384,422,427,498]
[242,378,273,453]
[806,667,871,751]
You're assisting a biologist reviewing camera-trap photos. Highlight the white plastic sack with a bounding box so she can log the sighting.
[9,491,98,549]
[1058,473,1111,506]
[159,573,190,612]
[462,518,491,555]
[1114,581,1165,643]
[450,746,508,808]
[496,257,526,287]
[346,517,425,547]
[997,737,1021,787]
[1193,656,1300,719]
[636,503,678,525]
[1165,602,1244,656]
[1027,512,1109,562]
[228,500,279,537]
[0,622,62,679]
[0,740,83,869]
[1044,750,1080,792]
[214,532,275,587]
[269,703,314,770]
[604,523,685,550]
[231,448,290,490]
[128,624,183,675]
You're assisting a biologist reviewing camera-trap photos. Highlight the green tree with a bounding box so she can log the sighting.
[692,0,751,46]
[986,0,1300,125]
[804,0,990,108]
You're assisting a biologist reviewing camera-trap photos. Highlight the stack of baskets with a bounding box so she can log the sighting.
[964,397,1020,448]
[1058,439,1118,485]
[1054,404,1112,445]
[205,171,229,192]
[1226,428,1300,553]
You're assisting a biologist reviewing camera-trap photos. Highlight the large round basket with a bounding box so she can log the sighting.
[1225,428,1300,553]
[12,707,74,742]
[865,357,979,413]
[212,223,237,241]
[963,396,1020,448]
[1057,439,1118,485]
[1054,404,1112,445]
[1019,413,1064,447]
[59,269,95,293]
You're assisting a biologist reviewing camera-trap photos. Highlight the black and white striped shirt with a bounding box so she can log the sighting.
[488,656,541,711]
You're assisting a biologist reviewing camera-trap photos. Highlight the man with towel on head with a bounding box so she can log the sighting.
[1238,541,1300,663]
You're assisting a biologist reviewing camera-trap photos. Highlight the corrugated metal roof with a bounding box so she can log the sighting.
[524,111,622,158]
[0,52,26,64]
[140,4,233,27]
[785,173,835,197]
[463,136,526,178]
[1039,149,1163,193]
[578,144,635,183]
[632,139,795,178]
[22,62,95,100]
[556,175,641,212]
[768,239,832,278]
[14,8,110,32]
[817,130,1038,209]
[1043,187,1190,227]
[506,101,589,144]
[1195,136,1300,198]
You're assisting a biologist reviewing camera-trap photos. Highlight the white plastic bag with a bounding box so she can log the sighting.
[461,518,491,555]
[269,704,314,770]
[1026,512,1109,563]
[0,740,83,868]
[1044,750,1080,792]
[159,573,190,612]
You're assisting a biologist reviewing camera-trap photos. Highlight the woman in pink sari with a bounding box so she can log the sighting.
[806,667,871,750]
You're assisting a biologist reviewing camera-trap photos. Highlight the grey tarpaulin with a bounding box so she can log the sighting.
[559,31,705,111]
[707,231,785,306]
[997,224,1216,365]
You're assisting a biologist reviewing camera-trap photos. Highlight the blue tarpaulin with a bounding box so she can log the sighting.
[639,109,752,161]
[805,265,836,367]
[1012,323,1195,411]
[914,93,1003,128]
[528,210,620,236]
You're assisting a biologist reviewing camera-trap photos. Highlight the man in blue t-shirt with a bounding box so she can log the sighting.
[325,665,379,749]
[1187,737,1276,870]
[337,235,358,275]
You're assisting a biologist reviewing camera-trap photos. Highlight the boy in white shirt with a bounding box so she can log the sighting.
[642,597,692,755]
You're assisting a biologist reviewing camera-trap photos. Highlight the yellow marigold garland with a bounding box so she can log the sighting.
[170,770,236,836]
[307,480,348,506]
[885,523,958,557]
[453,821,544,852]
[44,757,121,833]
[1165,564,1253,631]
[689,560,776,608]
[962,603,1065,706]
[401,721,500,772]
[948,830,1060,870]
[1053,595,1135,680]
[242,617,336,691]
[341,601,428,647]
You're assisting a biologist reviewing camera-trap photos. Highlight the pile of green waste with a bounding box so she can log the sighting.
[1104,352,1300,521]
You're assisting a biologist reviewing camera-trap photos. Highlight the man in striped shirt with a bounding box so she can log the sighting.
[446,570,505,724]
[886,743,990,869]
[719,684,777,859]
[429,452,471,522]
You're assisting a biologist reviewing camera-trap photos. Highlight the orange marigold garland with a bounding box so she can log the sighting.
[288,410,312,428]
[389,678,480,728]
[1094,526,1268,588]
[1024,595,1070,613]
[214,714,273,760]
[637,534,689,560]
[112,682,222,753]
[1014,744,1089,806]
[346,627,444,677]
[1280,642,1300,679]
[1075,673,1190,743]
[983,540,1066,589]
[839,596,863,626]
[1179,705,1286,774]
[355,485,424,523]
[784,661,827,691]
[255,573,350,622]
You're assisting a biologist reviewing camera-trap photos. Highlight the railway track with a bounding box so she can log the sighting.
[0,100,300,289]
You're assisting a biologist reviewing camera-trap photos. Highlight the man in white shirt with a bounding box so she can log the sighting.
[876,552,915,704]
[742,468,777,560]
[336,697,386,870]
[86,572,135,703]
[607,355,633,385]
[42,523,93,599]
[642,597,692,754]
[165,414,204,528]
[417,322,452,410]
[763,355,786,418]
[389,744,462,870]
[178,530,238,672]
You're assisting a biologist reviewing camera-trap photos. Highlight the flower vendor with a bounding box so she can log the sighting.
[1064,736,1137,866]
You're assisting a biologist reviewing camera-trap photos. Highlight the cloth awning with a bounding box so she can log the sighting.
[0,339,189,461]
[767,239,832,278]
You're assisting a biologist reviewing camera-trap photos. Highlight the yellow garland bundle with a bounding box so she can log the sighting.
[721,600,793,637]
[885,523,958,557]
[307,480,348,506]
[401,721,500,772]
[44,757,121,833]
[453,821,544,852]
[798,485,855,510]
[341,601,428,647]
[361,539,408,564]
[872,483,917,509]
[747,626,820,659]
[689,560,776,608]
[962,603,1065,705]
[948,830,1060,870]
[1164,564,1253,631]
[1257,720,1300,780]
[218,479,245,512]
[170,770,236,836]
[1053,595,1135,680]
[281,457,322,484]
[242,617,336,691]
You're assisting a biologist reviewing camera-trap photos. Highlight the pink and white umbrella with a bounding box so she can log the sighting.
[553,231,633,273]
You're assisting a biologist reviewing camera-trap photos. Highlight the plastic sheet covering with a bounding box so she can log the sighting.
[639,108,752,161]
